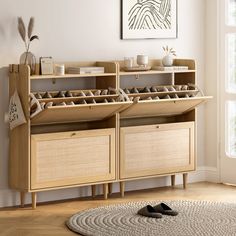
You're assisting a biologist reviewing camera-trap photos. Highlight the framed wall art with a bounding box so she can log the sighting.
[121,0,178,39]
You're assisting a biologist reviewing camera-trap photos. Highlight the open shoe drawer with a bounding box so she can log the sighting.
[31,102,132,125]
[31,128,116,190]
[120,96,212,118]
[120,122,195,179]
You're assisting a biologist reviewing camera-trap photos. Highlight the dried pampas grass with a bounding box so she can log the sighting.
[28,17,34,39]
[17,16,39,55]
[17,17,26,42]
[17,16,39,64]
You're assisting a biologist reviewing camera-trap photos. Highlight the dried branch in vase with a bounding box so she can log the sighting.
[17,17,39,64]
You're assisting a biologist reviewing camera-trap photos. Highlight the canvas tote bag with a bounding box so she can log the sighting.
[8,89,26,130]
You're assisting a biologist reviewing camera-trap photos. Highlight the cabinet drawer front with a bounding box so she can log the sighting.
[120,122,195,179]
[31,129,115,190]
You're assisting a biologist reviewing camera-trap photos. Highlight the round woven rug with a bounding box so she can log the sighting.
[66,200,236,236]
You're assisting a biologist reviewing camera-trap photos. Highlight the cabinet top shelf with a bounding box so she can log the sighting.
[30,72,116,80]
[119,70,196,76]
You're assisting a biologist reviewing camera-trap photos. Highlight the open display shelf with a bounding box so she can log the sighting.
[8,59,212,209]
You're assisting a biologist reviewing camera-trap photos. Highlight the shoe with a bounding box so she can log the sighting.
[150,86,157,92]
[65,91,73,97]
[108,88,117,95]
[67,101,75,106]
[163,95,171,99]
[153,96,160,100]
[45,102,53,108]
[35,93,42,99]
[141,87,151,93]
[181,85,188,91]
[87,91,94,97]
[131,87,139,94]
[77,91,86,97]
[101,89,108,95]
[56,91,65,98]
[79,100,87,104]
[56,102,66,106]
[168,86,176,92]
[153,203,178,216]
[124,88,130,94]
[137,205,162,218]
[94,90,101,96]
[43,92,52,98]
[103,99,108,103]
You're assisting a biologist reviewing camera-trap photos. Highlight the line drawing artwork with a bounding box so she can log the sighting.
[128,0,171,30]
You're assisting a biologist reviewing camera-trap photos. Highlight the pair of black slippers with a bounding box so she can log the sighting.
[137,203,178,218]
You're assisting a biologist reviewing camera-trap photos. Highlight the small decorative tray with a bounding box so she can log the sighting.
[123,66,151,72]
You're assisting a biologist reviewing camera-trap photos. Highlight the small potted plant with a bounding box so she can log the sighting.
[18,17,39,75]
[162,46,176,67]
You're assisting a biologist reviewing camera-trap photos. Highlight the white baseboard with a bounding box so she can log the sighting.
[205,167,220,183]
[0,166,218,208]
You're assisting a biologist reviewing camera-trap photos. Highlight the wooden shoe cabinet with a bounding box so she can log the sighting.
[8,59,212,208]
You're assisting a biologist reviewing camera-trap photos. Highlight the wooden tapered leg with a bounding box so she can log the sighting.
[120,182,125,198]
[183,173,188,189]
[171,175,176,187]
[31,192,37,209]
[20,192,25,208]
[103,184,108,200]
[108,183,113,195]
[91,185,96,198]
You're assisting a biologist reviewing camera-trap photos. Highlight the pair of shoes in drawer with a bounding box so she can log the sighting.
[123,88,130,94]
[157,87,169,92]
[40,102,54,109]
[77,91,86,97]
[171,94,179,99]
[89,99,96,104]
[87,91,94,97]
[108,88,117,95]
[35,93,42,99]
[168,86,176,92]
[94,90,101,96]
[101,89,108,95]
[162,95,171,99]
[65,91,73,97]
[130,87,139,93]
[55,91,65,98]
[56,102,67,106]
[181,85,189,91]
[43,91,52,98]
[141,87,151,93]
[150,86,157,92]
[67,101,75,106]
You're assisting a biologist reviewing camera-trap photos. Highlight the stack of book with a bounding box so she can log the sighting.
[152,66,189,71]
[67,66,105,74]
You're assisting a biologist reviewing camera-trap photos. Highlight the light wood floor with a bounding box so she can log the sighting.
[1,182,236,236]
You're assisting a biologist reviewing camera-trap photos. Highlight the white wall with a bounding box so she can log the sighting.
[205,0,220,180]
[0,0,207,207]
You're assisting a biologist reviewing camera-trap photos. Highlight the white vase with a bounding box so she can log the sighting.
[162,54,173,67]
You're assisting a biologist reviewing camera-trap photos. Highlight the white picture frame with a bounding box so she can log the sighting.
[121,0,178,39]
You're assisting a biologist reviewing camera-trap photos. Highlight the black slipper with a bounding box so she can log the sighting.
[153,203,178,216]
[137,205,162,218]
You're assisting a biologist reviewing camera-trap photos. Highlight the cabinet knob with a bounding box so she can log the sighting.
[71,133,76,137]
[156,126,160,129]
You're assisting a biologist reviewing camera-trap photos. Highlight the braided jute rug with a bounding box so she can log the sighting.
[66,200,236,236]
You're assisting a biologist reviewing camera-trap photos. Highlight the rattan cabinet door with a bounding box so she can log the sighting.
[31,128,115,190]
[120,122,195,179]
